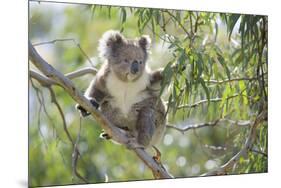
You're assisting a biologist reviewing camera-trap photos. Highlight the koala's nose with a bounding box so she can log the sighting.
[131,61,139,74]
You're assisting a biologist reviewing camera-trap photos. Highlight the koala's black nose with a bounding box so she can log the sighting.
[131,61,139,74]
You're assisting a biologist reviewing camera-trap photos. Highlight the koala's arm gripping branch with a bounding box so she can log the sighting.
[28,41,173,179]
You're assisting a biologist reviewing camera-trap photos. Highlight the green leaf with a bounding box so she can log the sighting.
[214,21,218,42]
[159,61,174,97]
[121,8,127,24]
[217,52,231,80]
[227,14,240,40]
[199,77,210,102]
[219,84,231,110]
[90,5,97,20]
[239,81,248,105]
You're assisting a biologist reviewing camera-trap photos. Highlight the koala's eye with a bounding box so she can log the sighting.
[124,59,129,63]
[139,61,143,64]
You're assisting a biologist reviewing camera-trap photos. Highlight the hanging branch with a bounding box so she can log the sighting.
[72,117,88,183]
[47,87,75,146]
[29,41,173,179]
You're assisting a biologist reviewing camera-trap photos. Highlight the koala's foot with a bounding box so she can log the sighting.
[126,137,145,150]
[99,132,112,140]
[75,99,99,117]
[137,133,152,148]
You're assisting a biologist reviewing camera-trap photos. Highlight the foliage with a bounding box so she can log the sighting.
[29,2,267,187]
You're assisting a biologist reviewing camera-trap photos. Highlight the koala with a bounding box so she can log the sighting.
[76,30,166,148]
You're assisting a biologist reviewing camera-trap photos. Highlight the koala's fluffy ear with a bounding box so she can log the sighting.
[138,35,151,50]
[98,30,125,59]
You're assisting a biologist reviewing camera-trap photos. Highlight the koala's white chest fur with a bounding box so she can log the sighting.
[106,71,150,116]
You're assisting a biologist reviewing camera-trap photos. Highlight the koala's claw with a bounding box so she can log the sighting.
[99,132,112,140]
[75,99,99,117]
[152,145,162,163]
[75,104,90,117]
[89,99,99,109]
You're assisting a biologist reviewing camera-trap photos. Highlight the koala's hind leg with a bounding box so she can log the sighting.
[136,107,156,147]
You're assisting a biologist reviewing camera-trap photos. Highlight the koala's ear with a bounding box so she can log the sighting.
[138,35,151,50]
[98,30,125,58]
[105,31,124,47]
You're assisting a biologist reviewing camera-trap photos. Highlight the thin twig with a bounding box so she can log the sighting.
[30,67,97,86]
[47,87,75,146]
[167,118,251,134]
[72,117,88,183]
[205,74,267,85]
[250,148,268,158]
[48,86,88,182]
[33,38,95,67]
[30,78,48,148]
[65,67,97,79]
[164,10,191,38]
[177,93,241,109]
[30,77,63,139]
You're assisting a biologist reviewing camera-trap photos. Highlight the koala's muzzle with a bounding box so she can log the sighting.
[131,61,139,74]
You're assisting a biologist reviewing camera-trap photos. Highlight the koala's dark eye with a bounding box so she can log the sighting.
[124,59,129,63]
[139,61,143,64]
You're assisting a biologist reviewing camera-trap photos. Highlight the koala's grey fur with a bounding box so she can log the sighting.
[77,30,166,147]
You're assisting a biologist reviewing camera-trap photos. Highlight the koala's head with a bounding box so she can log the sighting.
[98,30,151,82]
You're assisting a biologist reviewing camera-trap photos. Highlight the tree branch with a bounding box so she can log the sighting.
[29,41,173,179]
[30,70,56,86]
[177,93,241,109]
[30,67,97,87]
[65,67,97,79]
[205,73,267,85]
[167,118,251,134]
